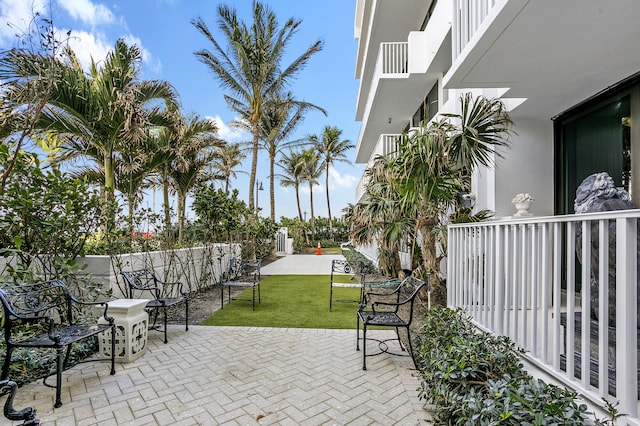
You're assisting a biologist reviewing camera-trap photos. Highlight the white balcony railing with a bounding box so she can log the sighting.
[447,210,640,420]
[373,134,401,159]
[453,0,498,58]
[377,42,408,76]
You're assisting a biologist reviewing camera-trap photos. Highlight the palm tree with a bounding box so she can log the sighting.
[278,149,306,222]
[40,40,178,200]
[394,93,513,305]
[212,142,246,193]
[192,1,323,210]
[253,94,324,220]
[299,148,322,241]
[166,114,221,244]
[350,155,414,277]
[310,126,354,239]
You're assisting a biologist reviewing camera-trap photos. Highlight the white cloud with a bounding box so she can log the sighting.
[209,115,250,142]
[65,29,111,69]
[122,34,161,74]
[328,167,358,189]
[57,0,114,26]
[0,0,47,47]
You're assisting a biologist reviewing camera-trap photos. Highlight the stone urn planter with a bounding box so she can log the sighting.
[512,193,534,217]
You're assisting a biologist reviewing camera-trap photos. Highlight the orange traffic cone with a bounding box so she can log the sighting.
[316,241,322,255]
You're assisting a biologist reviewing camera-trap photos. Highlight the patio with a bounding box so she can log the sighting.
[8,255,429,425]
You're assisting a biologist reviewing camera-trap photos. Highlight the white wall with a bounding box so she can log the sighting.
[473,117,554,218]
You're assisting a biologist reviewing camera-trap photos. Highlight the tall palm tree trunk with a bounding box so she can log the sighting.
[162,168,171,232]
[418,215,444,306]
[325,163,333,239]
[269,160,276,220]
[177,192,186,244]
[309,182,316,241]
[248,122,259,210]
[295,184,303,221]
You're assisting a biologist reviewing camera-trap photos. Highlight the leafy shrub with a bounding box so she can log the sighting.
[341,247,376,275]
[415,307,589,424]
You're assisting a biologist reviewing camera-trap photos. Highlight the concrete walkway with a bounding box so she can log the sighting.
[10,255,429,425]
[261,254,345,275]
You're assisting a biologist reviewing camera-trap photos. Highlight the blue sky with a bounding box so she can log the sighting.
[0,0,363,221]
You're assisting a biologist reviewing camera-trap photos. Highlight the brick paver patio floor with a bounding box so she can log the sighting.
[10,325,429,425]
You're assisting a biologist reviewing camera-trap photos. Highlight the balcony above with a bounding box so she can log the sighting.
[444,0,640,119]
[355,0,452,164]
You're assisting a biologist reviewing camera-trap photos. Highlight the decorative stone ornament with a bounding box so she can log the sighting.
[512,193,534,217]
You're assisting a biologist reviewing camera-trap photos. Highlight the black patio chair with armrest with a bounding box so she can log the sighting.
[120,269,189,344]
[222,258,262,310]
[356,275,429,370]
[0,280,116,408]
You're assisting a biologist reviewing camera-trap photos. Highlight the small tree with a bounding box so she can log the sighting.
[0,148,101,285]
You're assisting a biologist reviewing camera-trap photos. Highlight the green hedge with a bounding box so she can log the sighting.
[414,307,589,424]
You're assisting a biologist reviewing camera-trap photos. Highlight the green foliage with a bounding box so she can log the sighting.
[251,217,278,260]
[193,186,248,242]
[193,185,277,259]
[341,247,376,275]
[594,398,624,425]
[279,215,350,253]
[0,147,101,281]
[415,307,589,424]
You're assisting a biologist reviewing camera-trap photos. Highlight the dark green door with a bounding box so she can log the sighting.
[557,96,631,214]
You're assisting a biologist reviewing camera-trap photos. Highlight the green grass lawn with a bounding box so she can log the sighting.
[201,274,360,329]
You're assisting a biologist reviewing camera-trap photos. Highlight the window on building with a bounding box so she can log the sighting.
[410,82,439,129]
[554,73,640,214]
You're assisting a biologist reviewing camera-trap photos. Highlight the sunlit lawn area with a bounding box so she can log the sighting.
[201,274,360,329]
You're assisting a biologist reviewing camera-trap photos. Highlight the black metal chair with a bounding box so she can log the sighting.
[120,269,189,344]
[329,259,363,311]
[356,275,429,370]
[0,280,116,408]
[221,258,262,310]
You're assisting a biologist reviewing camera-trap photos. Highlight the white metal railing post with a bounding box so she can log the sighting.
[598,220,609,396]
[580,221,592,391]
[453,0,498,58]
[616,217,638,416]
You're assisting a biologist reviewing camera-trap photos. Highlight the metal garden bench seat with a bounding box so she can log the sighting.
[356,275,429,370]
[221,258,262,310]
[329,259,363,311]
[120,269,189,344]
[0,280,116,408]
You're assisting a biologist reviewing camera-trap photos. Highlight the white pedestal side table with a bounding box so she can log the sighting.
[98,299,149,363]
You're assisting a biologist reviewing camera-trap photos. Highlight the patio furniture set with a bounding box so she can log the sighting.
[0,257,427,422]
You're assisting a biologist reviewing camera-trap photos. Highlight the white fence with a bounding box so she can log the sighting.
[378,42,408,75]
[447,210,640,421]
[453,0,498,58]
[0,244,239,300]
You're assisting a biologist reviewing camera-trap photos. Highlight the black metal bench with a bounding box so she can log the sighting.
[120,269,189,344]
[221,258,262,310]
[0,280,115,408]
[356,275,429,370]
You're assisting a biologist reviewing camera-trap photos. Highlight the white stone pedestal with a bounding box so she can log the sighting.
[98,299,149,363]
